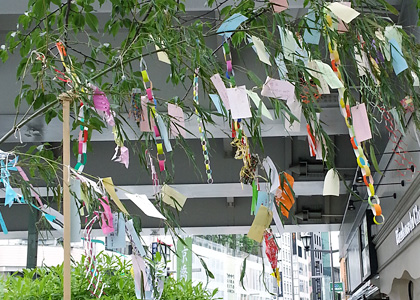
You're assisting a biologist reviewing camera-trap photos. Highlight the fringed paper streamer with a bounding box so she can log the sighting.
[84,215,107,298]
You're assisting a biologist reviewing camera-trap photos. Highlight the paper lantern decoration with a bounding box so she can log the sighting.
[323,169,340,196]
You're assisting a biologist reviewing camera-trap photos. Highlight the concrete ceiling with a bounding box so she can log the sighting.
[0,0,410,238]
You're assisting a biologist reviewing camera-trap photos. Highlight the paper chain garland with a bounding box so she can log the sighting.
[140,59,166,173]
[193,69,213,184]
[325,12,384,224]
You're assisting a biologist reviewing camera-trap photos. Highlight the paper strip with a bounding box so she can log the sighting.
[303,10,321,45]
[270,0,288,13]
[315,60,344,89]
[42,205,64,233]
[161,184,187,209]
[351,103,372,142]
[226,86,252,120]
[307,61,330,94]
[263,157,280,193]
[251,35,272,66]
[209,94,224,114]
[255,191,273,214]
[275,54,288,79]
[168,103,186,138]
[247,205,273,243]
[156,114,173,152]
[106,212,126,249]
[0,211,8,234]
[125,219,146,257]
[155,44,171,64]
[125,192,166,220]
[278,26,297,62]
[102,177,129,215]
[246,90,273,120]
[210,74,230,110]
[328,2,360,24]
[217,13,248,39]
[139,96,155,132]
[389,39,408,75]
[70,178,82,243]
[284,97,302,132]
[132,254,151,297]
[261,77,295,101]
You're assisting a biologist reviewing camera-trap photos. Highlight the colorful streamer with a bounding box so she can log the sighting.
[193,69,213,184]
[325,11,383,224]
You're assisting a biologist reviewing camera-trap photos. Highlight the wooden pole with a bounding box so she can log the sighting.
[61,93,72,300]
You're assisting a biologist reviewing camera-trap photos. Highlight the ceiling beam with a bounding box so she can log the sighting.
[0,107,348,143]
[0,181,349,200]
[0,223,341,240]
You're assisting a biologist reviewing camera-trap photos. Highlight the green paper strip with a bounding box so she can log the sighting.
[251,181,258,215]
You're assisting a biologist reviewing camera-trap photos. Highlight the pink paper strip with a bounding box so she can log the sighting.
[16,166,43,207]
[261,77,295,101]
[351,103,372,142]
[139,96,155,132]
[210,74,230,110]
[168,103,186,137]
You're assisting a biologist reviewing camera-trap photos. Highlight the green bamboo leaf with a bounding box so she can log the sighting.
[376,0,399,15]
[85,13,99,32]
[370,144,383,176]
[239,255,249,290]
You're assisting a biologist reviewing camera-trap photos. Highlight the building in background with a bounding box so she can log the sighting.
[0,231,336,300]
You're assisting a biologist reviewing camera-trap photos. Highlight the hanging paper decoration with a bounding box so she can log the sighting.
[401,96,414,113]
[263,230,280,285]
[74,101,88,174]
[325,11,383,224]
[275,172,295,218]
[193,69,213,184]
[216,13,248,39]
[323,169,340,196]
[92,86,115,126]
[140,59,169,173]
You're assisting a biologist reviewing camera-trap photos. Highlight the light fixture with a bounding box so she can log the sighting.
[300,232,312,252]
[355,169,364,183]
[348,200,356,211]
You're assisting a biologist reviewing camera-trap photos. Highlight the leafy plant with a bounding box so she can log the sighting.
[161,277,220,300]
[0,253,218,300]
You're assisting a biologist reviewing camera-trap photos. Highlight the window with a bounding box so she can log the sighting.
[298,246,302,257]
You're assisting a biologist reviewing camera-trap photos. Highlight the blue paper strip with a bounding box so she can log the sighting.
[156,114,172,152]
[303,10,321,45]
[255,191,274,214]
[390,39,408,75]
[217,13,248,39]
[209,94,224,114]
[0,210,8,234]
[5,184,18,207]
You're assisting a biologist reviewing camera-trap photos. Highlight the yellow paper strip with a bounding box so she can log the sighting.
[247,205,273,243]
[103,177,129,215]
[161,184,187,210]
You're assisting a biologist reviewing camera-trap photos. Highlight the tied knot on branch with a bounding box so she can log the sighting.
[58,91,77,104]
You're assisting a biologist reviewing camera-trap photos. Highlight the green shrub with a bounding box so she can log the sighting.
[0,253,218,300]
